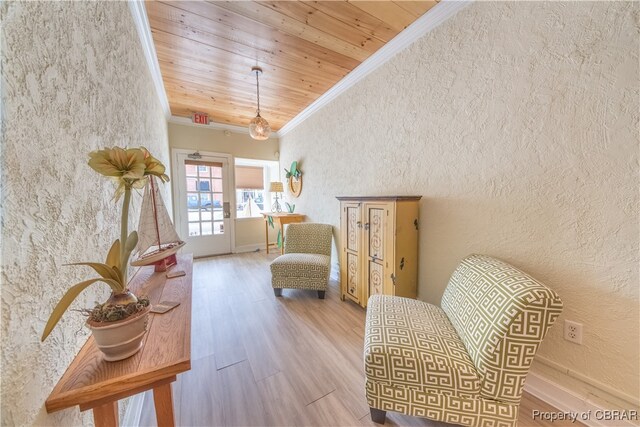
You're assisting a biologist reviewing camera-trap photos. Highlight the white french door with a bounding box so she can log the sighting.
[172,150,232,257]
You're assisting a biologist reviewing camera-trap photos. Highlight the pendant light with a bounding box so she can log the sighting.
[249,66,271,140]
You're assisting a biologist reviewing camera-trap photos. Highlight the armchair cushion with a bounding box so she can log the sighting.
[365,295,481,399]
[271,253,331,289]
[284,223,333,256]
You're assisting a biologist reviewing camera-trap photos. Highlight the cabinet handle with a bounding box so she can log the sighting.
[390,273,397,286]
[364,223,370,230]
[356,221,362,228]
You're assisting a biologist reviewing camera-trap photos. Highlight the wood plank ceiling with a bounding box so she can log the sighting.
[145,1,438,132]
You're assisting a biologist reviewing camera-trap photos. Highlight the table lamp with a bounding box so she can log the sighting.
[269,181,284,212]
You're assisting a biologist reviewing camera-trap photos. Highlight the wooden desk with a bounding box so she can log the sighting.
[45,254,193,427]
[261,213,305,254]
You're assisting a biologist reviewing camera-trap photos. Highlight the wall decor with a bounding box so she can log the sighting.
[285,160,303,197]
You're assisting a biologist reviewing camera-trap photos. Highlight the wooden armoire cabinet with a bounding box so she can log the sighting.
[336,196,421,308]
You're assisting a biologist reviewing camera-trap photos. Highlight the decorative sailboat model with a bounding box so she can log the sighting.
[131,177,185,272]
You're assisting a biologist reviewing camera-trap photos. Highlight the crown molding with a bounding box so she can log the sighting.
[276,0,471,138]
[169,115,279,140]
[128,1,171,119]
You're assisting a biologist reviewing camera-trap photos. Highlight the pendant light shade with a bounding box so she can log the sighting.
[249,66,271,140]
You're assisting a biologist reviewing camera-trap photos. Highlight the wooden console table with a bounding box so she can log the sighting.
[261,212,305,254]
[45,254,193,427]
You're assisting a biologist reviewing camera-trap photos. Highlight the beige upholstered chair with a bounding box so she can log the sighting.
[270,223,333,299]
[364,254,563,427]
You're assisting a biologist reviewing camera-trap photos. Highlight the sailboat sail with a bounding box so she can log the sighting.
[131,177,184,266]
[241,196,262,217]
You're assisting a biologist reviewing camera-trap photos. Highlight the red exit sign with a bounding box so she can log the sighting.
[192,112,209,125]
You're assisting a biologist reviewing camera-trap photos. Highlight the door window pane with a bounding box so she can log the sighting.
[188,222,200,237]
[212,193,223,207]
[201,222,213,236]
[186,165,198,177]
[212,167,222,178]
[187,178,197,191]
[200,193,212,209]
[213,210,223,221]
[212,178,223,192]
[188,210,200,222]
[187,193,199,210]
[201,211,212,221]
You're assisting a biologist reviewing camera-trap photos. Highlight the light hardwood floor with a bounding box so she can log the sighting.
[138,252,581,427]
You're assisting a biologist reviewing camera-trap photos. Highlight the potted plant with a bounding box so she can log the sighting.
[41,147,169,361]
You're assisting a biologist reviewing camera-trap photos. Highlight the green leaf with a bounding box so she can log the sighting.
[285,202,295,213]
[277,230,282,248]
[65,262,118,281]
[267,216,274,228]
[41,277,123,341]
[290,161,297,174]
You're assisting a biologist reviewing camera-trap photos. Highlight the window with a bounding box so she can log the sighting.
[185,160,224,236]
[235,159,279,218]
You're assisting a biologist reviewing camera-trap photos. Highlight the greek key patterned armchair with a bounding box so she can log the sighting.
[270,223,333,299]
[364,254,563,427]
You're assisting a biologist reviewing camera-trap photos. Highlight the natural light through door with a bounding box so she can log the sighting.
[173,150,232,257]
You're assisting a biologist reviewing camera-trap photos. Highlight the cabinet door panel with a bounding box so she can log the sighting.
[369,260,384,296]
[368,207,385,260]
[347,252,359,298]
[346,206,359,252]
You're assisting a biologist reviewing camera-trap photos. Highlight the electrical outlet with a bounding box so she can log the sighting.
[564,320,583,344]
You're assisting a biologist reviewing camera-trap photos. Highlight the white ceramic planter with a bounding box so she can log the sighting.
[87,306,151,362]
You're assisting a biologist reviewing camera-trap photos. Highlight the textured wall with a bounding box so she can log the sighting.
[280,2,639,406]
[1,2,170,425]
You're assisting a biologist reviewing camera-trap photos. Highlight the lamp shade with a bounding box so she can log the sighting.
[269,181,284,193]
[249,114,271,140]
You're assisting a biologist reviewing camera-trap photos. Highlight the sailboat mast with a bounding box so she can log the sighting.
[149,176,162,249]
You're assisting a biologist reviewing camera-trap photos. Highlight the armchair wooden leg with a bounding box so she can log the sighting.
[273,288,282,297]
[317,290,325,299]
[370,407,386,424]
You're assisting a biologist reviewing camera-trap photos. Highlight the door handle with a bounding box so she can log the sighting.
[223,202,231,218]
[364,223,370,230]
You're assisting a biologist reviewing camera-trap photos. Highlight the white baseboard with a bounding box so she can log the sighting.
[121,392,146,427]
[524,372,639,427]
[233,244,263,254]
